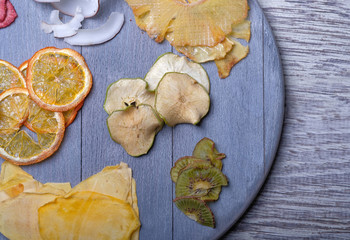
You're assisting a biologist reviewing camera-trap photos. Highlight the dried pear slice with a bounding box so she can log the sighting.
[229,20,251,42]
[125,0,248,47]
[193,137,226,170]
[0,192,58,240]
[104,78,155,115]
[107,104,163,156]
[144,53,210,92]
[155,72,210,127]
[170,156,211,183]
[173,196,215,228]
[215,39,249,79]
[38,191,141,240]
[175,38,234,63]
[175,166,228,200]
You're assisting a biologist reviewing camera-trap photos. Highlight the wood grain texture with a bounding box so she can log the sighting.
[224,0,350,239]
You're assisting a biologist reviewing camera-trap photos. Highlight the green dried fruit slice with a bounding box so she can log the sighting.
[175,166,228,201]
[107,104,163,157]
[192,137,226,170]
[173,196,215,228]
[144,53,210,92]
[155,72,210,127]
[171,156,212,183]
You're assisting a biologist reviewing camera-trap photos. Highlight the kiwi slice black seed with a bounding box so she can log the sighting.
[192,137,226,170]
[173,196,215,228]
[170,156,212,183]
[175,166,228,200]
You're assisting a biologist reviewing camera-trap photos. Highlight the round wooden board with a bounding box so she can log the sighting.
[0,0,284,239]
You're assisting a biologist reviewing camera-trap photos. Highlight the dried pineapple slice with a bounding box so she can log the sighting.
[126,0,248,47]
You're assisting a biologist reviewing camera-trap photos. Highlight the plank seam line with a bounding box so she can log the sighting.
[262,16,266,175]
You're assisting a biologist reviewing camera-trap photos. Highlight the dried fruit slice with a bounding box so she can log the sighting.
[126,0,248,47]
[175,38,234,63]
[173,196,215,228]
[38,191,141,240]
[107,104,163,156]
[170,156,211,183]
[51,0,100,18]
[175,166,228,201]
[62,100,84,127]
[0,60,26,92]
[104,78,155,115]
[0,88,65,165]
[155,72,210,127]
[215,39,249,79]
[26,47,93,112]
[144,53,209,92]
[229,19,251,42]
[18,60,29,77]
[0,192,59,240]
[0,0,17,29]
[193,137,226,170]
[0,0,6,22]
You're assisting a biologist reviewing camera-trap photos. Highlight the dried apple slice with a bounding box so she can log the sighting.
[64,12,124,46]
[145,53,209,92]
[104,78,155,115]
[155,72,210,127]
[229,19,251,42]
[107,104,163,156]
[38,191,140,240]
[52,0,100,18]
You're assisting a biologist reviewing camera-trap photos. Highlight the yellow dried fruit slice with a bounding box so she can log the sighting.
[62,100,84,127]
[18,60,29,77]
[26,47,93,112]
[127,0,248,47]
[215,39,249,79]
[0,192,58,240]
[38,191,141,240]
[229,19,251,42]
[0,88,65,165]
[0,60,26,92]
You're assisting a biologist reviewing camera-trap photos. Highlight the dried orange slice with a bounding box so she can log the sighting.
[62,100,84,127]
[26,47,92,112]
[0,60,26,92]
[127,0,248,47]
[0,88,65,165]
[18,60,28,77]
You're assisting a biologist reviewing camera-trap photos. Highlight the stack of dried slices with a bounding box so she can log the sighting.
[171,138,228,228]
[125,0,251,78]
[0,161,140,240]
[104,53,211,156]
[0,47,92,165]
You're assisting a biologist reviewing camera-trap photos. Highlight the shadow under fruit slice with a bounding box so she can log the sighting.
[155,72,210,127]
[193,137,226,170]
[173,196,215,228]
[0,88,65,165]
[175,166,228,201]
[107,104,163,156]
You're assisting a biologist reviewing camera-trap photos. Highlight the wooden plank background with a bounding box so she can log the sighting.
[224,0,350,239]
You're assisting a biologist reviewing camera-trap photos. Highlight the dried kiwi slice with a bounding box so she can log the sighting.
[193,137,226,170]
[175,166,228,200]
[155,72,210,127]
[173,196,215,228]
[144,53,210,92]
[170,157,212,183]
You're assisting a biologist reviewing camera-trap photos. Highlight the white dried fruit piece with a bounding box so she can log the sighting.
[41,7,84,38]
[107,104,163,157]
[104,78,155,115]
[145,53,210,92]
[64,12,124,46]
[155,72,210,127]
[52,0,100,18]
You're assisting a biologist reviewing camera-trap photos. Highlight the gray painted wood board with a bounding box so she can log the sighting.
[0,0,284,239]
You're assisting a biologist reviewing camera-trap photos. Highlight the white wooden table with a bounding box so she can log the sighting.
[224,0,350,238]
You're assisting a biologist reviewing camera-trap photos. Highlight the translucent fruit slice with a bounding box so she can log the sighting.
[107,104,163,156]
[0,60,26,92]
[0,88,65,165]
[155,72,210,127]
[126,0,248,47]
[173,196,215,228]
[192,137,226,170]
[144,53,209,92]
[38,191,141,240]
[26,47,93,112]
[170,156,211,183]
[18,60,29,77]
[104,78,155,115]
